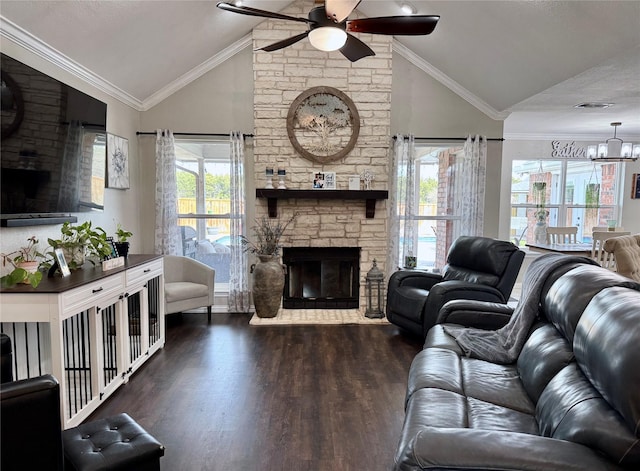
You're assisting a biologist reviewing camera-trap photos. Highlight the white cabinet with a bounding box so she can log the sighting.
[0,255,164,428]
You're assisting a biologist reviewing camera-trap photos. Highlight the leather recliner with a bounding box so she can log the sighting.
[1,374,165,471]
[386,236,524,337]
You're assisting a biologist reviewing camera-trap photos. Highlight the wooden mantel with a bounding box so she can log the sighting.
[255,189,389,218]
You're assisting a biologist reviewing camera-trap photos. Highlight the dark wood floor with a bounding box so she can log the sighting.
[88,313,423,471]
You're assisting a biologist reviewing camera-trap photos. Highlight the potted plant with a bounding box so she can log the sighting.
[47,221,112,270]
[241,214,296,318]
[114,223,133,258]
[0,236,45,288]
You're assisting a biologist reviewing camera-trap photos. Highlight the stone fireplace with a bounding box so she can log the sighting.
[283,247,360,309]
[252,0,392,310]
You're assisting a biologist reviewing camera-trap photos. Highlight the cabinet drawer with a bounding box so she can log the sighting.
[61,273,124,314]
[126,259,163,287]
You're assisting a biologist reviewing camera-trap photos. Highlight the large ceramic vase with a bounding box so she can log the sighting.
[252,254,285,318]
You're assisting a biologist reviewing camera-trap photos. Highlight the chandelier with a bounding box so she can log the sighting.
[587,122,640,162]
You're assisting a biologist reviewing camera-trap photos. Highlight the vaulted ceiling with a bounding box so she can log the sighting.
[1,0,639,139]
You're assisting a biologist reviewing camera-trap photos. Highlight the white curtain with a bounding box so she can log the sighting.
[154,129,181,255]
[452,135,486,239]
[228,131,251,312]
[57,120,83,211]
[387,134,416,272]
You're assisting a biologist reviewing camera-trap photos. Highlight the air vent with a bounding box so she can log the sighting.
[574,102,614,109]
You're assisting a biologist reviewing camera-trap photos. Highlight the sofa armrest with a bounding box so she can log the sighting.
[388,270,443,291]
[394,427,619,471]
[437,299,514,330]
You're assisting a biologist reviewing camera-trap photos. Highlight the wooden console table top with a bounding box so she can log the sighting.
[0,254,163,294]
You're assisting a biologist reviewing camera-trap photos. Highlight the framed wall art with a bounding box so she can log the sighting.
[632,173,640,199]
[107,133,130,189]
[287,86,360,165]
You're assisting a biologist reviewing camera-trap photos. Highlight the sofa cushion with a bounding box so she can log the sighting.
[536,363,639,467]
[164,281,209,303]
[517,323,574,403]
[574,287,640,436]
[541,264,640,343]
[406,347,538,433]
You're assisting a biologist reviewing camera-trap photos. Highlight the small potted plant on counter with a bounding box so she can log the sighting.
[114,223,133,258]
[0,236,45,288]
[47,221,112,270]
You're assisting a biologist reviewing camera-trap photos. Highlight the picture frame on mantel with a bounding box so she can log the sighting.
[312,171,336,190]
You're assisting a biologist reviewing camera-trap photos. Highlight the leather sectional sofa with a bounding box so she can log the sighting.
[394,258,640,470]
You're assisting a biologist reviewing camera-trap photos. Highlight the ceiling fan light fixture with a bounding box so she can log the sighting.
[587,122,639,162]
[400,2,417,15]
[308,27,347,52]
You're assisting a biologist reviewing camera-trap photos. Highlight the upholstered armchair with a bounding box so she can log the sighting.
[603,234,640,282]
[386,236,524,338]
[164,255,215,322]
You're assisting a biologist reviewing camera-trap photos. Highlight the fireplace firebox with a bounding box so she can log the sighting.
[283,247,360,309]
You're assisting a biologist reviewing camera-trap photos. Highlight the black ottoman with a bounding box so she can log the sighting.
[62,413,164,471]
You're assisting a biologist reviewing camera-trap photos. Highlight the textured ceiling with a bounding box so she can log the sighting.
[1,0,639,138]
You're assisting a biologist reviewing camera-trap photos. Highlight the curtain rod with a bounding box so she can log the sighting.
[393,136,504,142]
[136,131,254,138]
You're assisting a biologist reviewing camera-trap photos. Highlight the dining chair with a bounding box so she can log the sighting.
[593,226,625,232]
[591,230,631,270]
[603,234,640,282]
[546,226,578,244]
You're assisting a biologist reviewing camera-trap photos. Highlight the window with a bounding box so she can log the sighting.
[510,159,622,245]
[175,140,231,290]
[400,143,464,269]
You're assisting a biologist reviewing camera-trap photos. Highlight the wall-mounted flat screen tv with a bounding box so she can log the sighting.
[1,53,107,226]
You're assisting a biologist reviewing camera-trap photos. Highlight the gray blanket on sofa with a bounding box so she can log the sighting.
[443,253,598,364]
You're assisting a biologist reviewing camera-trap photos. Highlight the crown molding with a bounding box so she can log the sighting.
[141,34,252,111]
[393,40,509,121]
[0,16,143,110]
[504,132,640,141]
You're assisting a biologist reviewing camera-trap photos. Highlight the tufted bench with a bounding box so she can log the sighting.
[62,413,164,471]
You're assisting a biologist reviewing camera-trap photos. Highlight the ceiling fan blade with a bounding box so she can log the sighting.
[216,2,311,24]
[347,15,440,35]
[257,32,309,52]
[325,0,362,23]
[340,33,375,62]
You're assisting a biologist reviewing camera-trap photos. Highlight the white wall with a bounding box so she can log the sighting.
[0,39,141,274]
[391,53,505,237]
[138,46,255,253]
[500,139,640,240]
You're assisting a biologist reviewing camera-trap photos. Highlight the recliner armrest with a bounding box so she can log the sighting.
[422,281,506,336]
[437,299,514,330]
[1,374,64,470]
[388,270,443,291]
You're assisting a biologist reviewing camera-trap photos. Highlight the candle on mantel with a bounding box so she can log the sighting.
[277,169,286,176]
[265,168,274,176]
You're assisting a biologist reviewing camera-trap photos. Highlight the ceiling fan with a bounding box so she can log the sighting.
[216,0,439,62]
